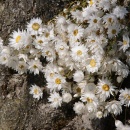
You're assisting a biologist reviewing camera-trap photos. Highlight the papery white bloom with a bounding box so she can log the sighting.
[42,45,56,62]
[48,92,62,108]
[105,100,122,115]
[71,10,84,23]
[62,93,72,103]
[16,61,28,74]
[1,46,11,55]
[107,24,120,39]
[29,84,43,100]
[80,92,98,107]
[9,29,25,50]
[0,54,10,66]
[73,102,85,114]
[27,18,43,35]
[96,111,103,119]
[68,24,84,41]
[115,120,130,130]
[47,74,66,91]
[88,14,101,29]
[97,78,116,101]
[119,88,130,107]
[98,0,111,11]
[117,76,123,83]
[115,120,124,129]
[86,55,101,73]
[103,13,118,27]
[118,35,129,52]
[33,36,47,49]
[28,59,43,75]
[42,25,54,41]
[71,44,88,62]
[86,103,97,113]
[82,6,98,20]
[113,6,128,19]
[73,70,84,82]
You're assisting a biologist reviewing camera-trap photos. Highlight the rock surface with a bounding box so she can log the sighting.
[0,0,130,130]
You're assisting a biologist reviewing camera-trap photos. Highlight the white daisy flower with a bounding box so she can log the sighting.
[96,78,116,101]
[33,36,47,49]
[73,101,85,115]
[88,14,101,29]
[9,29,25,50]
[119,88,130,107]
[105,100,122,115]
[118,35,129,52]
[80,92,98,107]
[42,25,54,42]
[113,6,128,19]
[29,84,43,100]
[27,18,43,35]
[82,6,98,20]
[68,24,84,41]
[98,0,111,11]
[0,54,10,66]
[86,103,97,113]
[42,45,56,62]
[96,111,103,119]
[73,70,84,83]
[103,13,118,27]
[16,61,28,74]
[62,92,72,103]
[71,10,84,23]
[47,74,66,91]
[28,59,43,75]
[55,40,69,58]
[71,44,88,62]
[107,24,120,39]
[86,55,101,73]
[48,92,62,108]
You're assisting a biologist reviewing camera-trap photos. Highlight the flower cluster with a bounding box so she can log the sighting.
[0,0,130,121]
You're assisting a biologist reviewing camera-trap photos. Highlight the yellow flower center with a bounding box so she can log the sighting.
[32,23,40,30]
[124,94,130,100]
[16,36,21,43]
[46,51,52,56]
[102,84,110,91]
[91,40,95,43]
[45,33,50,38]
[54,98,58,102]
[38,40,43,44]
[112,29,116,34]
[90,59,96,67]
[76,87,81,93]
[89,0,94,6]
[19,65,24,69]
[33,65,38,69]
[77,50,82,56]
[123,40,127,45]
[73,29,78,36]
[34,89,38,95]
[93,19,97,23]
[50,73,54,77]
[86,97,93,103]
[108,18,112,23]
[55,78,61,84]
